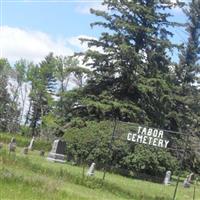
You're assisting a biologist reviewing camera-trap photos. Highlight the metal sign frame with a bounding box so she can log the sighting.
[105,119,193,200]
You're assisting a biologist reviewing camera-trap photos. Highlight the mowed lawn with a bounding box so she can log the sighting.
[0,146,199,200]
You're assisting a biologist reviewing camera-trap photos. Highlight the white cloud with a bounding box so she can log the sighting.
[0,26,73,63]
[75,2,107,15]
[67,35,98,51]
[0,25,102,71]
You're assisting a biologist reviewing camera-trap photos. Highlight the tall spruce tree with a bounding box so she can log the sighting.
[81,0,176,128]
[174,0,200,171]
[173,0,200,132]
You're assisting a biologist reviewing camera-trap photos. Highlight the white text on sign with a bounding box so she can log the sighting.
[127,126,170,148]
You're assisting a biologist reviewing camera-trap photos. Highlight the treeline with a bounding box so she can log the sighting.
[0,55,90,137]
[0,0,200,175]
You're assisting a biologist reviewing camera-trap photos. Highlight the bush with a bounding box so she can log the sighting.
[63,120,178,179]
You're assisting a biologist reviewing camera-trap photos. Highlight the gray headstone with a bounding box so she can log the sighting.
[164,171,171,185]
[47,139,66,163]
[8,142,16,152]
[11,137,16,144]
[0,142,3,149]
[22,147,28,155]
[28,137,35,150]
[39,150,45,156]
[188,173,194,183]
[87,162,95,176]
[183,175,190,188]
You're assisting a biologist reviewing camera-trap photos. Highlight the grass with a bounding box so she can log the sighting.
[0,145,200,200]
[0,133,51,151]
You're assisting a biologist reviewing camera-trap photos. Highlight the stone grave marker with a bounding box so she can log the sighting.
[39,150,45,156]
[188,173,194,183]
[87,162,95,176]
[163,171,171,185]
[47,139,66,163]
[8,137,16,153]
[22,147,28,155]
[11,137,16,143]
[28,137,35,150]
[183,175,190,188]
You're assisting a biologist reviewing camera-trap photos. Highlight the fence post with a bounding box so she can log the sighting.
[193,178,198,200]
[172,134,189,200]
[102,117,117,181]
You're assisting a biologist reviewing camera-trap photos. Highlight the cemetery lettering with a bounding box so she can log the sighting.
[127,126,170,148]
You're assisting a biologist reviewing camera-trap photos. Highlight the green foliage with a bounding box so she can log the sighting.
[78,0,179,130]
[63,120,178,177]
[1,0,200,178]
[122,145,178,176]
[56,89,83,122]
[28,53,57,135]
[0,59,20,132]
[64,120,112,164]
[40,113,60,140]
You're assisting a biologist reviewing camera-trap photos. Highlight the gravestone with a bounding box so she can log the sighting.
[39,150,45,156]
[22,147,28,155]
[163,171,171,185]
[28,137,35,150]
[8,137,16,153]
[188,173,194,183]
[183,175,190,188]
[87,162,95,176]
[0,142,3,149]
[11,137,16,143]
[47,139,66,163]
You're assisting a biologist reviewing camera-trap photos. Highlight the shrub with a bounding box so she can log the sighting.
[63,120,178,179]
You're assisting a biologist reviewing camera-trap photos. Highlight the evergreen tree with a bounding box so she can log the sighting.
[172,0,200,132]
[55,56,91,123]
[80,0,177,128]
[0,59,19,132]
[28,53,57,135]
[174,0,200,171]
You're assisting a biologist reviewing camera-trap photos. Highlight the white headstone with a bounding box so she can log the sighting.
[8,142,16,152]
[28,137,35,150]
[164,171,171,185]
[183,175,190,188]
[87,162,95,176]
[11,137,16,144]
[188,173,194,183]
[8,137,16,153]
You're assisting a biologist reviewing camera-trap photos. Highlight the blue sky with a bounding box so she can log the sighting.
[3,1,102,37]
[0,0,188,63]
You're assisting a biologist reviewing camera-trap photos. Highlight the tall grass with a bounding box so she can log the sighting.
[0,133,51,151]
[1,147,198,200]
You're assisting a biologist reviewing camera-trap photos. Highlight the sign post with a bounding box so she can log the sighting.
[172,134,189,200]
[102,121,188,199]
[192,178,197,200]
[125,124,189,200]
[102,117,117,181]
